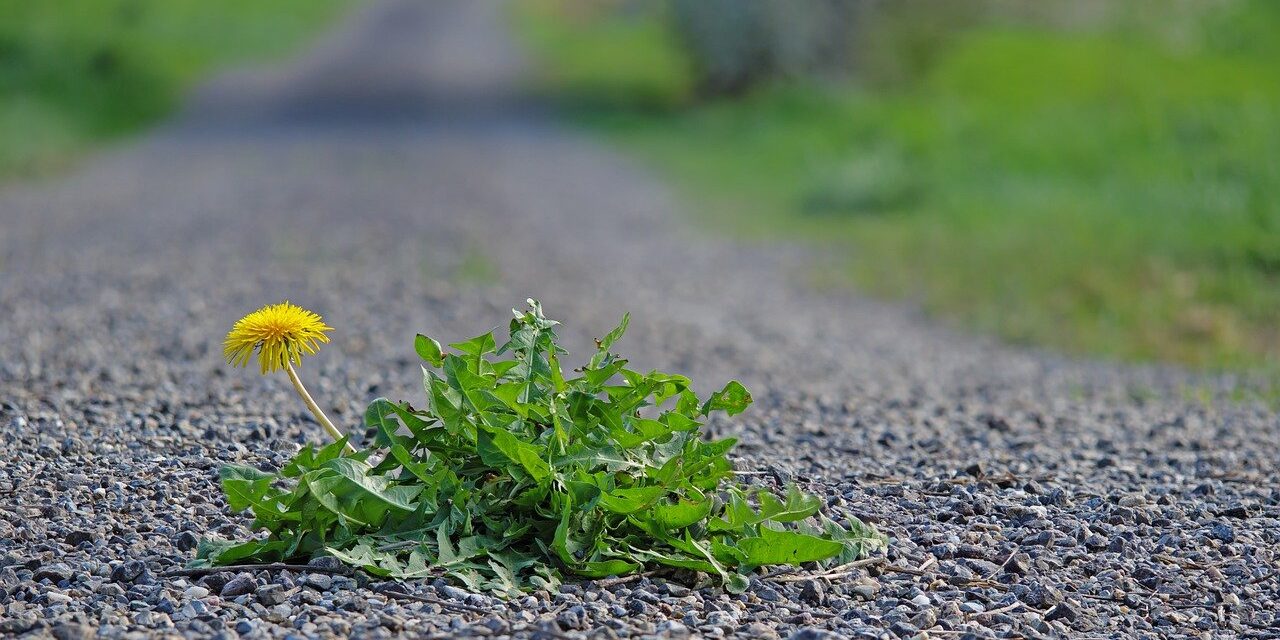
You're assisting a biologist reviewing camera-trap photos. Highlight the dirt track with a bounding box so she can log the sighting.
[2,1,1277,638]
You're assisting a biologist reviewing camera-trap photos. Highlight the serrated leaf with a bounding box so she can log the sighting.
[821,515,888,564]
[759,484,823,522]
[736,526,845,566]
[477,424,551,481]
[630,548,717,573]
[653,497,712,530]
[597,486,667,514]
[572,559,640,578]
[196,538,291,565]
[588,312,630,369]
[218,464,280,515]
[324,457,420,512]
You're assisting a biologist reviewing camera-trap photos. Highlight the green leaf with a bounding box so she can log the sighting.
[736,526,845,566]
[219,464,281,516]
[196,538,291,565]
[708,485,823,532]
[552,446,638,472]
[551,494,576,566]
[588,312,630,369]
[760,485,823,522]
[325,542,398,577]
[415,334,444,367]
[653,497,712,530]
[572,559,640,578]
[365,398,406,447]
[388,443,434,485]
[445,354,497,413]
[324,457,420,512]
[477,424,551,481]
[661,412,700,432]
[597,486,667,514]
[630,548,718,574]
[424,369,466,433]
[725,573,750,594]
[449,331,497,357]
[610,417,672,448]
[703,380,753,416]
[821,515,889,564]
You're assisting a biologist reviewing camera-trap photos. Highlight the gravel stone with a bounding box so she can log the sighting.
[257,583,290,605]
[34,562,74,583]
[556,605,587,630]
[110,561,145,584]
[1210,522,1236,543]
[656,620,690,636]
[798,579,825,605]
[50,623,94,640]
[63,531,94,547]
[175,531,200,551]
[198,573,232,593]
[1045,601,1080,623]
[220,574,256,597]
[1023,582,1064,609]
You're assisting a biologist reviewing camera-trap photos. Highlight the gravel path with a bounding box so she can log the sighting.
[2,1,1278,638]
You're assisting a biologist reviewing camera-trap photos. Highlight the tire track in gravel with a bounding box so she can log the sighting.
[2,1,1277,638]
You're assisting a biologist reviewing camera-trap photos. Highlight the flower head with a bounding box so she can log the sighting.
[224,301,333,374]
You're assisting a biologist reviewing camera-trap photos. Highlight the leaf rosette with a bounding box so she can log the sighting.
[199,300,885,594]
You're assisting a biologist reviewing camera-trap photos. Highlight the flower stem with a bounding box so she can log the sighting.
[285,362,356,454]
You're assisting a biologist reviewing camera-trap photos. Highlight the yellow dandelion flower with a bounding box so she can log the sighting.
[224,301,352,453]
[224,301,333,375]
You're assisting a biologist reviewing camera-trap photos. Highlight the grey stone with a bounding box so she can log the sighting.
[1045,602,1079,623]
[788,629,841,640]
[556,604,587,630]
[34,563,74,583]
[175,531,200,551]
[219,574,256,598]
[110,560,145,583]
[1210,523,1235,543]
[63,531,94,547]
[50,623,94,640]
[257,584,290,606]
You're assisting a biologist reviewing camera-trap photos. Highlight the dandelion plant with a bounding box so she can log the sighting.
[199,299,885,593]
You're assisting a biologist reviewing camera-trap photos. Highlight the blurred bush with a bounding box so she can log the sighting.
[0,0,348,175]
[516,0,1280,370]
[513,0,696,112]
[668,0,859,95]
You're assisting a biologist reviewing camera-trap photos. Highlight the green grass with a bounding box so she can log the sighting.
[0,0,352,177]
[514,0,1280,372]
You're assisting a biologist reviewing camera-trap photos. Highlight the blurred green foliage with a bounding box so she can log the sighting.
[0,0,350,176]
[513,1,693,112]
[516,0,1280,370]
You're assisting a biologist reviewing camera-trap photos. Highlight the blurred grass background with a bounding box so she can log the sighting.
[2,0,1277,375]
[0,0,351,177]
[514,0,1280,372]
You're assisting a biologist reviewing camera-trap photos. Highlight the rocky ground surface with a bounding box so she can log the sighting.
[2,1,1278,639]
